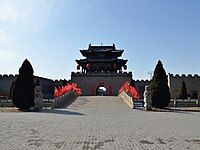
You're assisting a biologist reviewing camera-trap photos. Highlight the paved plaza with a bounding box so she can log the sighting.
[0,96,200,150]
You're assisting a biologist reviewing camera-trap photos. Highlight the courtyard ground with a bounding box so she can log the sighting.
[0,96,200,150]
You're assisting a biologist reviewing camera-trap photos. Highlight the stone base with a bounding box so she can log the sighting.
[52,92,79,109]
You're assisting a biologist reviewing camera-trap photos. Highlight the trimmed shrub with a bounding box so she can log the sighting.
[130,79,135,87]
[35,78,40,86]
[12,59,35,110]
[180,81,187,99]
[151,60,170,108]
[9,81,15,99]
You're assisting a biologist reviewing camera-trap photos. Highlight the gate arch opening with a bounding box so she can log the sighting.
[96,86,108,96]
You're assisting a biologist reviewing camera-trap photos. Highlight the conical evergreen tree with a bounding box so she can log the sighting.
[12,59,35,110]
[130,79,135,87]
[151,60,170,108]
[35,78,40,86]
[62,79,68,86]
[198,92,200,100]
[180,81,187,99]
[9,81,15,99]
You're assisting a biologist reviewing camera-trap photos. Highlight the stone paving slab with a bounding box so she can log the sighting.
[0,96,200,150]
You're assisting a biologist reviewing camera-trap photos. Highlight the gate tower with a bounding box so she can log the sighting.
[71,44,132,96]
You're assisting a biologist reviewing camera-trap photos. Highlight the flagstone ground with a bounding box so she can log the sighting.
[0,96,200,150]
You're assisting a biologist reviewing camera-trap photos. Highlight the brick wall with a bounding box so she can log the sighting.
[71,72,132,96]
[168,73,200,99]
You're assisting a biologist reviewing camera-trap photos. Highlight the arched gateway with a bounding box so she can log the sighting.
[71,44,132,96]
[96,85,108,96]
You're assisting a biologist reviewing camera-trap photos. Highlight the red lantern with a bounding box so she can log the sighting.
[77,64,80,70]
[86,63,90,69]
[113,63,117,69]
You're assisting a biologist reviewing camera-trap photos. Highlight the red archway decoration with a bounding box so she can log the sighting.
[54,83,82,98]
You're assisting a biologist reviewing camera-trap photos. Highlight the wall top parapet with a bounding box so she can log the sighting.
[71,71,132,77]
[34,76,54,82]
[0,74,17,78]
[168,73,200,78]
[134,79,150,83]
[0,74,57,82]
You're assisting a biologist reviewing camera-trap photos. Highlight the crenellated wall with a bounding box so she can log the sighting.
[134,79,151,98]
[0,74,17,97]
[168,73,200,98]
[1,72,200,99]
[0,74,60,99]
[134,73,200,99]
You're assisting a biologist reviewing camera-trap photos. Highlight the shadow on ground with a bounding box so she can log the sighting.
[149,107,200,114]
[168,108,200,112]
[40,108,85,115]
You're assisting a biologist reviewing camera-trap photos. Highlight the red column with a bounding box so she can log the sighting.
[90,84,95,96]
[108,84,113,96]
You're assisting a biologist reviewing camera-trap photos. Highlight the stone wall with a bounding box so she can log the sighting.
[35,76,55,99]
[168,73,200,99]
[71,72,132,96]
[1,72,200,99]
[0,74,16,97]
[0,74,56,99]
[134,74,200,99]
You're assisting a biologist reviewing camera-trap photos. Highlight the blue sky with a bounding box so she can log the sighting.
[0,0,200,80]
